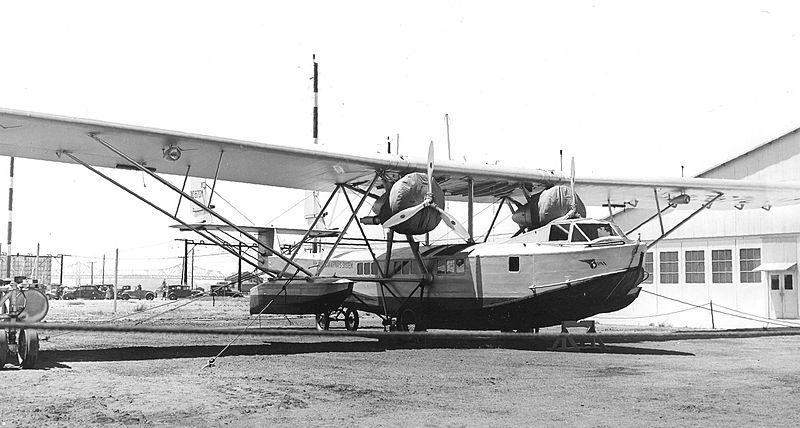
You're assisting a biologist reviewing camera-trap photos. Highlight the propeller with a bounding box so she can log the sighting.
[570,157,576,214]
[383,141,471,242]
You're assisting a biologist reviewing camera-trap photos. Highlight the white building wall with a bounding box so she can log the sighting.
[597,235,799,329]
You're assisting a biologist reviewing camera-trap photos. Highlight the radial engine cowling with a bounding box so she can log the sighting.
[377,172,445,235]
[511,185,586,230]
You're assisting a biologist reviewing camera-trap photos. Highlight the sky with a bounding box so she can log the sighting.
[1,0,800,281]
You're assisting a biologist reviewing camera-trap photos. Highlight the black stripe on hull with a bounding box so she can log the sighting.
[347,266,645,330]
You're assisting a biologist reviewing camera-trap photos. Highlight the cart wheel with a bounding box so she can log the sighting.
[0,330,8,368]
[315,312,330,331]
[344,308,360,331]
[18,329,39,369]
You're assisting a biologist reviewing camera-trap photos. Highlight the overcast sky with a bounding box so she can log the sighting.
[1,1,800,278]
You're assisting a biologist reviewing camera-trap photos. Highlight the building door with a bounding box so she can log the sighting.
[770,273,799,319]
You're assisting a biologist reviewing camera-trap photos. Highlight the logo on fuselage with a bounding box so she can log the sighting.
[579,259,607,269]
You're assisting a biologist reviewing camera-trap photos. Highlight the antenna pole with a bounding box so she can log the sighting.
[313,54,319,145]
[445,114,452,160]
[6,157,13,279]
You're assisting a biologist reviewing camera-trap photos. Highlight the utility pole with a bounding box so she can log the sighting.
[182,239,188,286]
[59,254,65,285]
[90,261,94,285]
[102,254,106,285]
[114,248,118,313]
[238,243,243,292]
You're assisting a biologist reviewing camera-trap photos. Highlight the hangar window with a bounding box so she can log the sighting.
[711,250,733,283]
[740,248,762,283]
[643,252,654,284]
[685,250,705,283]
[509,256,520,272]
[659,251,679,284]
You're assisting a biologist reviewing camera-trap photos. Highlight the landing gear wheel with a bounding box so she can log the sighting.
[315,312,330,331]
[344,308,359,331]
[0,330,8,368]
[398,309,426,333]
[18,329,39,369]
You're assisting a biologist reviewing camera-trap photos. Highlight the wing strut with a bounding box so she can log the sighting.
[60,150,280,279]
[83,133,315,278]
[625,190,675,236]
[646,193,723,250]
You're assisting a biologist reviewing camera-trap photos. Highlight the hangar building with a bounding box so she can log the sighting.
[606,128,800,329]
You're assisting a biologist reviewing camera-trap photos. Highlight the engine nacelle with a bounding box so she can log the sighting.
[511,185,586,230]
[373,172,445,235]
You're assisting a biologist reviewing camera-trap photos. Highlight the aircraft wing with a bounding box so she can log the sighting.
[2,108,799,210]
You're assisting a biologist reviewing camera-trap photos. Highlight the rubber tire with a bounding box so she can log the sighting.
[398,309,426,333]
[145,294,154,301]
[344,308,360,331]
[169,294,177,301]
[122,294,130,301]
[315,312,330,331]
[0,330,8,368]
[18,329,39,369]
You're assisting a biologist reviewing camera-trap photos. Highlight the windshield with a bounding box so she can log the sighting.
[574,223,618,241]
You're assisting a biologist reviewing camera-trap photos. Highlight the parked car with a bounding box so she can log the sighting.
[118,285,155,300]
[61,285,106,300]
[210,284,244,298]
[45,286,66,300]
[166,285,203,300]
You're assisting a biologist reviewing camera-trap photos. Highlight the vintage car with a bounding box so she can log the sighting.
[61,285,106,300]
[118,285,155,300]
[210,284,244,298]
[166,285,203,300]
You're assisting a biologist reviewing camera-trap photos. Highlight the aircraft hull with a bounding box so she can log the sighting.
[345,266,645,330]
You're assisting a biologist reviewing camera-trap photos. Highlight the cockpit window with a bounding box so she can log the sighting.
[549,224,569,241]
[576,223,617,241]
[571,226,589,242]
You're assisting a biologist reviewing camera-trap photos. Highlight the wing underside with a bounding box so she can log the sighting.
[2,108,799,210]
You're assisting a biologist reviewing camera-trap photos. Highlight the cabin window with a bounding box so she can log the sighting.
[549,224,569,241]
[577,223,617,241]
[740,248,761,283]
[659,251,679,284]
[508,256,520,272]
[372,262,379,275]
[357,263,363,275]
[685,250,705,283]
[571,226,589,242]
[446,259,456,274]
[455,259,465,274]
[394,261,403,275]
[437,259,447,274]
[643,252,653,284]
[401,261,411,275]
[711,250,733,283]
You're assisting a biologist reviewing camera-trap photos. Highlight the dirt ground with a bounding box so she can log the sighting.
[2,298,799,427]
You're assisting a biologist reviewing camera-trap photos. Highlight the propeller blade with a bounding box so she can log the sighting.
[383,203,426,228]
[427,140,435,195]
[434,206,472,242]
[570,157,576,213]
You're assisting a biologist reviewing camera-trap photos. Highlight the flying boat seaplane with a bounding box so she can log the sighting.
[2,108,800,341]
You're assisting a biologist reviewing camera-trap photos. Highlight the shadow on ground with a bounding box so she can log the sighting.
[35,338,692,368]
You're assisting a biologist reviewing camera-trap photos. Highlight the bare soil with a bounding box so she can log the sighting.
[2,298,799,427]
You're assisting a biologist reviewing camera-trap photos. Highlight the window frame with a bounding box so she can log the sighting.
[685,250,705,284]
[659,251,679,284]
[711,249,733,284]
